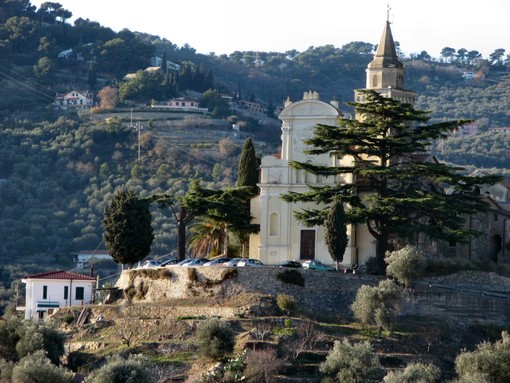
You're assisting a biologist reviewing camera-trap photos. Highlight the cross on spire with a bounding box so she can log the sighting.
[387,4,392,23]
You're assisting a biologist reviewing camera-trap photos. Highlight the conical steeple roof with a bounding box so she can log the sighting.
[368,21,403,69]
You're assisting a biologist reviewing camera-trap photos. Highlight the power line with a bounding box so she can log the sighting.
[0,63,55,103]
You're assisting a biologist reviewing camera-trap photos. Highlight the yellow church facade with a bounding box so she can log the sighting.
[249,21,414,267]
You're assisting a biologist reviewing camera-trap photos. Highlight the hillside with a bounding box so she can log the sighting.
[0,1,510,314]
[50,267,510,382]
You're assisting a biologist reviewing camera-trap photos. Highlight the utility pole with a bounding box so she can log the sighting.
[136,122,141,162]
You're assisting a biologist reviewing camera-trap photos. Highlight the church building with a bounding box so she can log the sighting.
[249,21,417,267]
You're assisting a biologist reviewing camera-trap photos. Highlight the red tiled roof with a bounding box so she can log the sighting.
[23,270,96,281]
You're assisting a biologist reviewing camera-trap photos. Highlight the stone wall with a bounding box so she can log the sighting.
[115,267,510,325]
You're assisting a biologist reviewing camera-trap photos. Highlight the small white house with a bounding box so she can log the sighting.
[21,270,96,320]
[54,90,94,112]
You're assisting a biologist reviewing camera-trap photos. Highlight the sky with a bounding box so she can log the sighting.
[30,0,510,59]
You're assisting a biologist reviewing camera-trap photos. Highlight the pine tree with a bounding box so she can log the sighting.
[103,189,154,267]
[283,90,501,274]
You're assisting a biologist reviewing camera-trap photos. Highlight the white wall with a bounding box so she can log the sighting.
[23,278,95,320]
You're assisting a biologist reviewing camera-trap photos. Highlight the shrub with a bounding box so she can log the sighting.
[15,320,66,365]
[383,362,440,383]
[276,293,297,316]
[0,318,20,362]
[223,350,247,383]
[134,280,149,300]
[187,267,198,282]
[0,358,14,381]
[11,351,73,383]
[196,318,235,360]
[385,245,426,288]
[87,354,153,383]
[454,331,510,383]
[351,279,404,337]
[320,338,383,383]
[244,348,284,383]
[276,269,305,287]
[63,313,75,325]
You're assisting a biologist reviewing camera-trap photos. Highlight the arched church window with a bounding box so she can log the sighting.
[397,75,403,88]
[372,75,378,88]
[269,212,279,236]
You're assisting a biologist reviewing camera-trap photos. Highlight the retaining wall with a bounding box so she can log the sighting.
[115,267,510,325]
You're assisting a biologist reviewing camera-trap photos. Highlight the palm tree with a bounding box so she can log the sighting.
[187,218,228,258]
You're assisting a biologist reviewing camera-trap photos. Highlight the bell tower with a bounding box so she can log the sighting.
[355,17,415,105]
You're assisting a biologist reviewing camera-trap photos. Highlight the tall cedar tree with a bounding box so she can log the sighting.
[325,198,348,270]
[103,189,154,266]
[283,90,500,273]
[236,138,260,256]
[150,181,258,259]
[183,183,258,257]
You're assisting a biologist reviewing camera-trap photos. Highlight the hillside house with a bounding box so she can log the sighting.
[237,100,265,115]
[123,66,163,81]
[20,270,96,320]
[490,127,510,133]
[76,250,111,269]
[152,97,207,112]
[150,56,180,71]
[54,90,93,112]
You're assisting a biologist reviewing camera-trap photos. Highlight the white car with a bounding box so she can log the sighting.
[237,258,264,267]
[203,257,232,266]
[141,260,162,268]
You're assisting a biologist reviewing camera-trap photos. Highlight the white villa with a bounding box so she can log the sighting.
[21,270,96,320]
[54,90,94,112]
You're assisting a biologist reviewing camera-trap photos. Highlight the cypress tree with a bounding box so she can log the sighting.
[237,138,258,194]
[103,189,154,267]
[325,198,348,270]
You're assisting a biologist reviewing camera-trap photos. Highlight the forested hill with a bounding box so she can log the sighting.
[2,1,510,127]
[0,0,509,267]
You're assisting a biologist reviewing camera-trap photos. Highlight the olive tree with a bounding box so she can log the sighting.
[87,354,153,383]
[351,279,404,337]
[11,351,73,383]
[196,318,235,360]
[320,338,383,383]
[454,331,510,383]
[383,362,440,383]
[385,245,426,288]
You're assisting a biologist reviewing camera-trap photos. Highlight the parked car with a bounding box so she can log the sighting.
[203,257,232,267]
[237,258,264,267]
[223,258,242,267]
[160,259,179,266]
[302,260,334,271]
[276,260,302,268]
[176,259,193,267]
[181,258,209,267]
[141,260,162,268]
